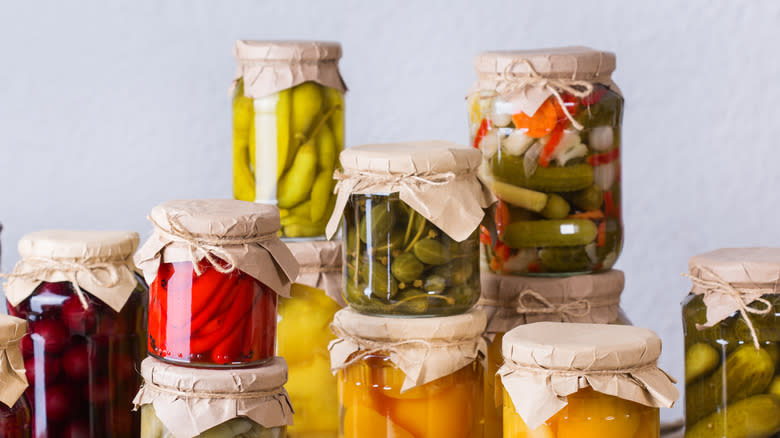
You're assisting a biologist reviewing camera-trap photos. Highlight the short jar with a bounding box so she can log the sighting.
[135,199,300,368]
[135,356,293,438]
[469,47,623,276]
[331,308,487,438]
[232,40,347,239]
[0,315,31,438]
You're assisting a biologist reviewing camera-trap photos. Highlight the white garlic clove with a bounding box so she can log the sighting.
[588,125,614,152]
[502,130,535,156]
[593,161,617,191]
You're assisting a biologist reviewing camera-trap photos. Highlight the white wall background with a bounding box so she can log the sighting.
[2,0,780,422]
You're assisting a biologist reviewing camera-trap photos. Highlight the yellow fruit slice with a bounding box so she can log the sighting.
[343,405,414,438]
[387,379,475,438]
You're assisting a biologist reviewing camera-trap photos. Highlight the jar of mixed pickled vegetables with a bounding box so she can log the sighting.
[233,40,347,239]
[135,199,299,368]
[0,315,31,438]
[326,141,493,316]
[330,308,487,438]
[279,240,344,438]
[479,270,628,438]
[3,231,147,437]
[469,47,623,276]
[682,248,780,437]
[500,322,678,438]
[134,356,293,438]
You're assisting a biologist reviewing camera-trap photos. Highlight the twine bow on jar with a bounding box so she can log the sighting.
[684,266,774,349]
[332,169,459,194]
[478,288,594,321]
[495,59,595,130]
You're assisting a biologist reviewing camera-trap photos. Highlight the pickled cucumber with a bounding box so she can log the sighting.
[491,181,548,212]
[491,156,594,192]
[275,88,292,177]
[685,394,780,438]
[685,342,720,384]
[686,345,775,424]
[538,246,591,272]
[566,184,604,211]
[539,194,571,219]
[502,220,598,248]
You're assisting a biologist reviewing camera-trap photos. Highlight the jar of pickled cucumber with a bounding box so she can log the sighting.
[469,47,623,276]
[682,248,780,437]
[279,240,344,438]
[326,141,494,316]
[500,322,678,438]
[479,270,628,438]
[135,199,299,368]
[3,230,147,437]
[330,308,487,438]
[134,356,293,438]
[233,40,347,239]
[0,315,31,438]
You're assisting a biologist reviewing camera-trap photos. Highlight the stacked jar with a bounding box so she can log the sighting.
[326,141,494,437]
[3,230,147,437]
[0,315,31,438]
[132,199,299,438]
[468,47,630,437]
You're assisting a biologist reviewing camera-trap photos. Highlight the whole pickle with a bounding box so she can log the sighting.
[566,184,604,211]
[413,238,451,265]
[394,291,429,315]
[685,342,720,384]
[502,220,598,248]
[374,229,405,253]
[309,170,335,223]
[538,246,591,272]
[275,88,292,177]
[277,140,318,208]
[359,202,397,244]
[316,123,338,173]
[685,394,780,438]
[432,260,474,286]
[391,252,425,283]
[686,344,775,424]
[540,194,571,219]
[359,260,398,300]
[447,284,478,305]
[291,82,323,138]
[491,155,594,192]
[323,87,344,148]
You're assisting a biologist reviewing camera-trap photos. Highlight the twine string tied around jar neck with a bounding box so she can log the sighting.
[494,59,595,130]
[500,358,663,379]
[333,169,463,194]
[478,288,595,321]
[0,257,125,310]
[137,381,284,401]
[683,266,774,350]
[148,214,278,276]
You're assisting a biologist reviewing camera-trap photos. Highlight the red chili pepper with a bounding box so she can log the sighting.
[249,284,277,361]
[494,242,512,262]
[188,274,239,334]
[588,148,620,166]
[495,200,511,238]
[582,85,608,106]
[555,93,579,120]
[188,266,226,317]
[538,121,566,167]
[604,190,617,217]
[479,225,491,245]
[473,118,490,149]
[187,286,252,355]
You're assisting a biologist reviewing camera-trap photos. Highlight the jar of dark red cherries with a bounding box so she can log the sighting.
[134,199,299,368]
[0,315,32,438]
[4,231,147,438]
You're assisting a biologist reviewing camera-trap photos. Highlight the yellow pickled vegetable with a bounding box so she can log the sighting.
[289,81,324,167]
[323,87,344,150]
[343,405,414,438]
[276,88,293,177]
[232,80,255,202]
[310,170,335,223]
[316,124,338,173]
[277,140,317,208]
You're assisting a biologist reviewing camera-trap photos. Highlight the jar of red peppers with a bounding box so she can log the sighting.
[3,230,147,437]
[469,47,623,276]
[0,315,31,438]
[133,356,293,438]
[134,199,300,368]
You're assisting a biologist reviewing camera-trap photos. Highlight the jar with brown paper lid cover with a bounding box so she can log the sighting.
[0,315,31,438]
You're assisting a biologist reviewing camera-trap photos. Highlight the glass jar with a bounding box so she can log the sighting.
[135,199,300,368]
[500,322,677,438]
[469,47,623,276]
[682,249,780,437]
[4,231,147,438]
[0,397,31,438]
[232,40,346,239]
[479,270,628,438]
[279,241,343,438]
[148,259,277,367]
[135,356,292,438]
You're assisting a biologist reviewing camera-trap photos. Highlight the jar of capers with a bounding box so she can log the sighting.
[233,40,347,239]
[326,141,494,317]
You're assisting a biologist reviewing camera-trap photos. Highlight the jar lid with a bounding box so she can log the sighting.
[474,46,616,79]
[134,356,293,437]
[500,322,678,429]
[287,240,344,306]
[689,247,780,285]
[135,199,300,297]
[330,308,488,391]
[326,142,494,242]
[234,40,342,63]
[0,315,28,408]
[479,270,624,334]
[4,230,141,312]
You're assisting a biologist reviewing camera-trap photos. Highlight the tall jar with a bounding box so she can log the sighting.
[134,356,293,438]
[279,241,344,438]
[478,270,628,438]
[0,315,31,438]
[330,308,487,438]
[232,40,347,239]
[135,199,300,368]
[3,231,147,437]
[500,322,677,438]
[326,141,494,316]
[682,248,780,437]
[469,47,623,276]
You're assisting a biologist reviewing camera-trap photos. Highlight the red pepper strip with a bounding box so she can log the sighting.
[187,274,240,335]
[473,118,490,149]
[479,225,491,245]
[582,85,607,106]
[587,148,620,166]
[187,285,253,354]
[538,122,566,167]
[604,190,617,217]
[249,283,277,361]
[554,93,579,120]
[210,315,249,364]
[494,242,511,262]
[495,200,511,238]
[189,266,227,317]
[597,221,607,247]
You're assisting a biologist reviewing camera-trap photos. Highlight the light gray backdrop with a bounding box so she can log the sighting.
[3,0,780,422]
